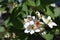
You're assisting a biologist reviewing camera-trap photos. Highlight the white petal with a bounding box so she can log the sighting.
[48,23,53,28]
[50,3,57,7]
[30,30,34,34]
[24,18,28,23]
[42,31,46,35]
[32,16,35,20]
[35,29,40,32]
[24,22,30,28]
[52,22,57,26]
[37,12,40,17]
[47,16,51,21]
[42,16,47,24]
[48,22,57,28]
[40,28,44,31]
[24,29,30,33]
[29,21,34,25]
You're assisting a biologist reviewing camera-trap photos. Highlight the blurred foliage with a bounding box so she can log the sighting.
[0,0,60,40]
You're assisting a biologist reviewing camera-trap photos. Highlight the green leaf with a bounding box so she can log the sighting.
[36,0,40,7]
[22,3,28,16]
[45,6,55,19]
[22,3,28,12]
[27,0,35,7]
[10,16,23,29]
[28,9,32,15]
[0,27,5,32]
[43,33,53,40]
[4,17,13,27]
[54,7,60,17]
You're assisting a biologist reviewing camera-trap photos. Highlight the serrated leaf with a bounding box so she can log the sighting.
[36,0,40,7]
[27,0,35,7]
[28,9,32,15]
[22,3,28,12]
[54,7,60,17]
[22,3,28,16]
[45,6,55,19]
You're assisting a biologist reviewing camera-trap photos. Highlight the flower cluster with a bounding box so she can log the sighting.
[24,11,57,35]
[4,32,16,38]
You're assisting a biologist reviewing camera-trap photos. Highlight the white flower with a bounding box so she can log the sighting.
[24,15,44,34]
[4,32,10,38]
[42,16,57,28]
[50,3,57,7]
[12,33,16,38]
[42,31,46,35]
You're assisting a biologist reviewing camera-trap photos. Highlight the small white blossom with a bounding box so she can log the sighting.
[34,29,40,32]
[42,16,57,28]
[4,32,10,38]
[50,3,57,7]
[24,15,44,34]
[42,31,46,35]
[11,33,16,38]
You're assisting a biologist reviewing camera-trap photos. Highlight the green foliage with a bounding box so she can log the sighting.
[54,7,60,17]
[0,27,5,32]
[27,0,35,7]
[43,33,53,40]
[36,0,40,7]
[45,6,55,19]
